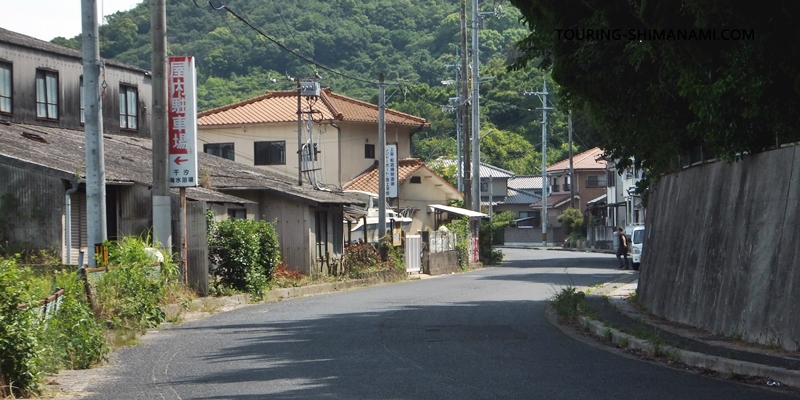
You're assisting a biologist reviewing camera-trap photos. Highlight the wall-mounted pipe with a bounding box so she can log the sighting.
[65,176,80,265]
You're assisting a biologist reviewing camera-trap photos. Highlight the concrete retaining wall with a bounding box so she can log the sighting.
[641,145,800,350]
[427,251,459,275]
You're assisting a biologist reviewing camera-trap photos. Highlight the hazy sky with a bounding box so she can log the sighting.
[1,0,141,41]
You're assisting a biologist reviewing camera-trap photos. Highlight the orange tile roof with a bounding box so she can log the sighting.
[547,147,606,172]
[343,158,459,196]
[198,88,428,127]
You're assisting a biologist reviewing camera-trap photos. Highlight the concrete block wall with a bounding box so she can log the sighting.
[641,145,800,350]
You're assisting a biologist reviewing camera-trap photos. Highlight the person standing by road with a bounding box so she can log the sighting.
[616,226,629,270]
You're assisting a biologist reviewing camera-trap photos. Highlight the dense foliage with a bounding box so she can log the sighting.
[207,217,281,298]
[0,259,107,397]
[52,0,602,175]
[508,0,800,185]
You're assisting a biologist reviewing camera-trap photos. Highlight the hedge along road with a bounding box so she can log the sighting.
[53,248,795,400]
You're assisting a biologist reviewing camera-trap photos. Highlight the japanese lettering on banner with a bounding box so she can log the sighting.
[168,56,198,187]
[385,143,398,198]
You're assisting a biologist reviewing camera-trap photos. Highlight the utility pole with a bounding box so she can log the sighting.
[460,0,471,208]
[470,0,481,212]
[151,0,171,250]
[82,0,106,266]
[525,78,552,246]
[378,73,387,240]
[568,110,574,208]
[297,79,302,186]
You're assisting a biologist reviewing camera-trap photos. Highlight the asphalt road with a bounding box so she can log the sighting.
[77,248,795,399]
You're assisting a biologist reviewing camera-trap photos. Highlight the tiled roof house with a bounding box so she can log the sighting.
[197,88,428,188]
[344,158,462,232]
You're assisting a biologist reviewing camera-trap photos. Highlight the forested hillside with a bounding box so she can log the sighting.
[52,0,601,174]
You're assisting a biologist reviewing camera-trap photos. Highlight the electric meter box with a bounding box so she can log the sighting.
[300,81,321,97]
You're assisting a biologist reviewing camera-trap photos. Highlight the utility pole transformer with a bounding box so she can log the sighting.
[81,0,107,266]
[151,0,171,250]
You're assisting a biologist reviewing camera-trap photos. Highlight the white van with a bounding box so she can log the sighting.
[630,226,645,271]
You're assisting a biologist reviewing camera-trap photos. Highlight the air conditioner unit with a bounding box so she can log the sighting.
[300,81,320,97]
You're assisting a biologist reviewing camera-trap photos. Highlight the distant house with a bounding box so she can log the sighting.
[0,28,362,278]
[343,158,462,233]
[602,159,646,228]
[196,88,428,188]
[530,147,607,244]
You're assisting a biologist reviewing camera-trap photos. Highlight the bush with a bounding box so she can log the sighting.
[94,237,172,330]
[0,257,42,397]
[557,207,585,237]
[39,271,107,371]
[341,241,382,278]
[551,286,587,318]
[208,218,281,299]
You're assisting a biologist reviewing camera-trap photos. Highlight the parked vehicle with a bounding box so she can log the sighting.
[630,226,645,271]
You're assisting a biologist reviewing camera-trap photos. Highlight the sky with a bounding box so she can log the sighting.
[1,0,142,42]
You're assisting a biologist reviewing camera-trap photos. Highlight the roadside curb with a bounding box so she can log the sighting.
[578,315,800,388]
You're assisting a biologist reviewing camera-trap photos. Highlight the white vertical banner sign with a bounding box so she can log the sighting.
[385,143,398,198]
[168,56,198,187]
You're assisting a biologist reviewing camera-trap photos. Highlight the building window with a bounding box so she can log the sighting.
[254,141,285,165]
[119,85,137,130]
[0,62,11,114]
[204,143,235,161]
[563,176,571,191]
[587,175,608,188]
[365,143,375,159]
[551,177,560,192]
[36,69,58,119]
[79,76,84,124]
[410,176,421,184]
[227,208,246,220]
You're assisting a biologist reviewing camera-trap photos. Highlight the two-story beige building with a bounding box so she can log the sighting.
[344,158,462,233]
[196,88,428,188]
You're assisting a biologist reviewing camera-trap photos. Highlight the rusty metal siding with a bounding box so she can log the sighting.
[0,41,152,137]
[0,162,64,253]
[117,185,152,239]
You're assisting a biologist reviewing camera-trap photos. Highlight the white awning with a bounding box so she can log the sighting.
[428,204,488,218]
[587,194,607,205]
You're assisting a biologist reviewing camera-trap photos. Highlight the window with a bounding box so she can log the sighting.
[410,176,421,184]
[79,76,84,124]
[254,141,285,165]
[204,143,235,161]
[480,182,488,192]
[587,175,608,188]
[227,208,246,220]
[551,177,560,192]
[0,62,11,114]
[36,69,58,119]
[563,176,571,191]
[365,143,375,159]
[119,85,137,130]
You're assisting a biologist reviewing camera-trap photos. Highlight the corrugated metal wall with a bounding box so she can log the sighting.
[186,200,208,296]
[262,195,312,275]
[118,185,152,239]
[0,162,64,254]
